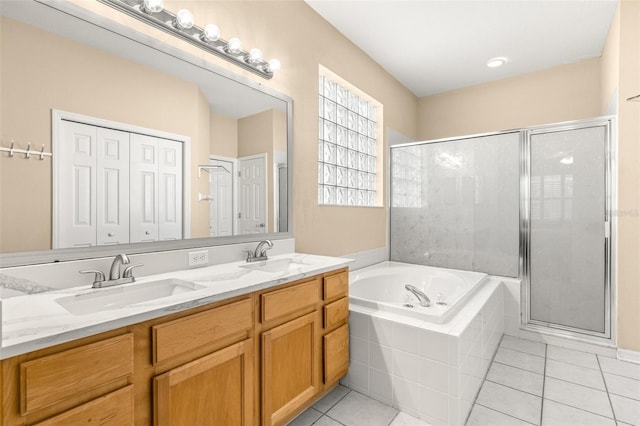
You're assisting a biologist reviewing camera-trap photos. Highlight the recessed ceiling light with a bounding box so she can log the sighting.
[487,57,508,68]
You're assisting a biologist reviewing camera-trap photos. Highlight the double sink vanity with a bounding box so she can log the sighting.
[0,251,351,425]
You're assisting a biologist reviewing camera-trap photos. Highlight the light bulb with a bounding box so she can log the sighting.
[200,24,220,42]
[246,48,263,64]
[226,37,242,54]
[174,9,194,30]
[141,0,163,13]
[267,59,281,73]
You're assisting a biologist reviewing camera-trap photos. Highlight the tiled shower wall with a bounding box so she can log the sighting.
[390,133,520,278]
[343,279,504,426]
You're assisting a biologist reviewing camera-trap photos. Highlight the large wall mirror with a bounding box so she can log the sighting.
[0,0,292,266]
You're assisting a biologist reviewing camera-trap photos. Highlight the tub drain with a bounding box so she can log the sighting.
[403,303,414,308]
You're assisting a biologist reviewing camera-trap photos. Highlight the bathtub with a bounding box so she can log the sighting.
[350,261,488,324]
[344,261,505,426]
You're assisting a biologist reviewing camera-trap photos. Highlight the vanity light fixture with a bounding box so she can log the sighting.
[99,0,280,79]
[173,9,194,30]
[487,57,507,68]
[225,37,243,54]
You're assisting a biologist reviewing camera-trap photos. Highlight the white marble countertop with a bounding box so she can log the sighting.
[1,253,351,359]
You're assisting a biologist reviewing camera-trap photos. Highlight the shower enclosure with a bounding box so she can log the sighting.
[390,117,614,342]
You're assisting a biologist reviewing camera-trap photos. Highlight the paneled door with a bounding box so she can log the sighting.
[158,139,183,241]
[130,133,159,243]
[209,158,235,237]
[96,128,130,246]
[57,120,97,248]
[238,154,267,235]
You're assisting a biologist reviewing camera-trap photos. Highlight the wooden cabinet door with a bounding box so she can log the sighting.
[261,312,320,426]
[154,339,254,426]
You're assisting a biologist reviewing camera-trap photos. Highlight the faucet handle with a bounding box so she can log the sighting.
[245,250,255,262]
[123,264,143,279]
[79,270,105,286]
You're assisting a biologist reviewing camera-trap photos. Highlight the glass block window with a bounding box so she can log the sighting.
[391,146,422,208]
[318,74,378,206]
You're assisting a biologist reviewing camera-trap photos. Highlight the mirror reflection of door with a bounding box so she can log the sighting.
[209,157,236,237]
[238,154,267,234]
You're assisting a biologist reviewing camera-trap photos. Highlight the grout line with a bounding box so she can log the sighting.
[484,379,543,399]
[499,344,546,359]
[544,374,608,392]
[387,411,400,426]
[540,343,548,426]
[474,403,538,426]
[463,334,507,426]
[322,386,352,414]
[543,395,617,421]
[492,359,545,376]
[598,354,619,424]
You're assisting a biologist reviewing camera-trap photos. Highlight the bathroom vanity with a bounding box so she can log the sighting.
[0,256,350,426]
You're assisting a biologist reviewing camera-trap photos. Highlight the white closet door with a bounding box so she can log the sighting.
[130,133,159,243]
[96,128,130,245]
[57,120,97,248]
[158,139,182,240]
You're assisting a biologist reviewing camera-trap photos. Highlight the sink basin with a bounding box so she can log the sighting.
[240,258,307,274]
[56,278,205,315]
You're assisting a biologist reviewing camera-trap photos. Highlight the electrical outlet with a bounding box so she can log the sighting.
[188,250,209,267]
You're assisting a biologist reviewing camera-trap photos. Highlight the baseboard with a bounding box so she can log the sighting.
[618,348,640,364]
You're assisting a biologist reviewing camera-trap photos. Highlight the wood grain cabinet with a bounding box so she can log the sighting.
[154,339,254,426]
[0,267,350,426]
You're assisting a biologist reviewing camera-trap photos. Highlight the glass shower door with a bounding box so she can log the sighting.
[526,122,611,337]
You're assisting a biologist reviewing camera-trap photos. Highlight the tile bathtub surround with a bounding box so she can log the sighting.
[343,279,504,425]
[467,336,640,426]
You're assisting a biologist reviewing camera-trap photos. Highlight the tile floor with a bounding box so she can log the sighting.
[287,384,431,426]
[289,335,640,426]
[468,335,640,426]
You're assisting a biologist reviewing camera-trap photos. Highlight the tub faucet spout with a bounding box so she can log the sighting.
[405,284,431,307]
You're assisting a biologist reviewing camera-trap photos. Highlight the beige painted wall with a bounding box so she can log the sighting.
[0,16,212,251]
[418,58,601,140]
[63,0,418,256]
[610,0,640,352]
[210,112,238,158]
[417,2,640,351]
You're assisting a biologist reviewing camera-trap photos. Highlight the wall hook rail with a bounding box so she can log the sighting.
[1,141,52,159]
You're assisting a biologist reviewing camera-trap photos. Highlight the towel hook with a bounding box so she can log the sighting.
[25,142,31,159]
[39,145,46,160]
[9,140,15,157]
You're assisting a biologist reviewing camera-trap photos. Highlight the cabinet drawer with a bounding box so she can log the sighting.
[20,333,133,415]
[323,297,349,330]
[323,270,348,301]
[323,324,349,385]
[34,385,134,426]
[153,298,253,364]
[261,279,320,324]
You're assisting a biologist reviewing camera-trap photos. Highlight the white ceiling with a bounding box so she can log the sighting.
[305,0,619,97]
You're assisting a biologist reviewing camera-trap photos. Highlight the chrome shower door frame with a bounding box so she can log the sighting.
[520,116,615,344]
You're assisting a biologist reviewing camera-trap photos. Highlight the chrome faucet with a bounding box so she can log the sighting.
[246,240,273,262]
[109,253,130,280]
[405,284,431,307]
[80,253,142,288]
